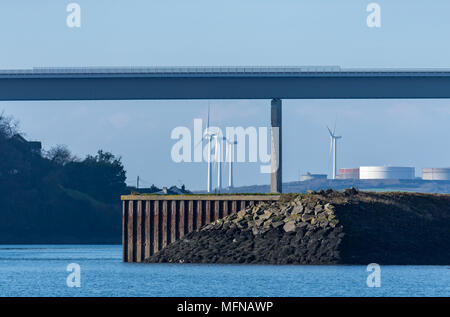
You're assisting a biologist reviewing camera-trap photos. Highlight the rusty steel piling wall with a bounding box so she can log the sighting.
[121,195,280,262]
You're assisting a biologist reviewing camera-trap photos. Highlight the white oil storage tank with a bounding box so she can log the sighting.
[422,168,450,180]
[359,166,415,180]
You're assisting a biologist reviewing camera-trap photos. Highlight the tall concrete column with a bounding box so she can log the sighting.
[270,98,282,193]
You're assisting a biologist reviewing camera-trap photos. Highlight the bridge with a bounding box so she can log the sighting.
[2,66,450,192]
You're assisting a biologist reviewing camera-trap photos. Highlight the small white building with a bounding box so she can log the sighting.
[300,172,327,182]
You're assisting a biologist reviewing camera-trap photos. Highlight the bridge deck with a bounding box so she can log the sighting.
[1,66,450,100]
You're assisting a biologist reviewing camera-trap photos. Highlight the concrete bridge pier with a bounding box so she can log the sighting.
[271,98,282,193]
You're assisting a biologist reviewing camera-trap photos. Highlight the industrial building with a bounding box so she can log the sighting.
[337,168,360,180]
[359,166,415,180]
[422,168,450,181]
[300,172,327,182]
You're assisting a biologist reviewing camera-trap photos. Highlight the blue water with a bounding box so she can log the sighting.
[0,245,448,297]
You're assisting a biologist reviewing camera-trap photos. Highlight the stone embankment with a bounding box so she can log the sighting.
[146,189,450,265]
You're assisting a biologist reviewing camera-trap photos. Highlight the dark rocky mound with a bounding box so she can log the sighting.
[145,189,450,265]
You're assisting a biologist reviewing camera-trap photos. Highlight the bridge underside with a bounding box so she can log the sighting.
[1,75,450,100]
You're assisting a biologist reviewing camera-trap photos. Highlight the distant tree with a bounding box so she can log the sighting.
[0,112,125,244]
[0,111,20,139]
[149,184,161,193]
[46,145,77,165]
[64,150,127,202]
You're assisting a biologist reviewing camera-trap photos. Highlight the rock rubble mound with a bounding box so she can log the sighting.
[146,189,450,264]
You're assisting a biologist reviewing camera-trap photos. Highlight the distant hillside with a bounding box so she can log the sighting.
[207,179,450,194]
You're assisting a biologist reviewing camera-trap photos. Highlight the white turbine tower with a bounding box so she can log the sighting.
[327,126,342,180]
[226,138,238,188]
[214,134,223,192]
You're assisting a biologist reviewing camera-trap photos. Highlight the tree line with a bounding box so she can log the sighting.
[0,112,126,243]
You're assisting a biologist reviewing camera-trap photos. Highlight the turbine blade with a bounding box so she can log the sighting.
[194,137,205,149]
[327,126,333,136]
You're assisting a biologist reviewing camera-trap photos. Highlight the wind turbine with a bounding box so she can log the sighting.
[214,135,235,193]
[205,105,217,192]
[213,135,238,192]
[195,103,216,192]
[327,125,342,180]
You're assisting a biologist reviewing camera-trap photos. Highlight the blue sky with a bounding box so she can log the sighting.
[0,1,449,190]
